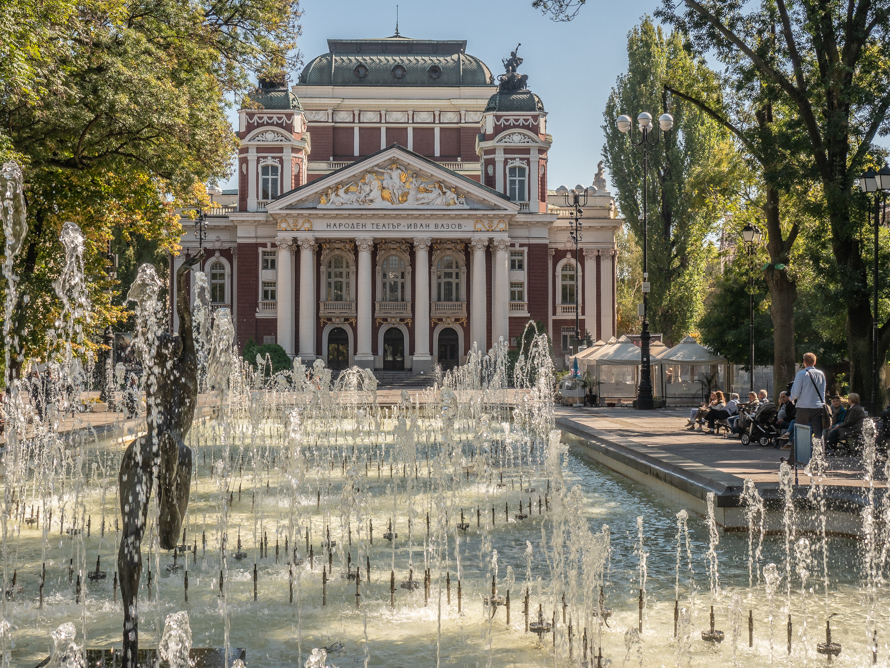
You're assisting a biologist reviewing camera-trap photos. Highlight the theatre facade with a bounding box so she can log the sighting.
[175,35,623,373]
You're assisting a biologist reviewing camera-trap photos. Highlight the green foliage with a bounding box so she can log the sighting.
[0,0,301,375]
[242,339,291,374]
[615,224,643,337]
[603,17,744,344]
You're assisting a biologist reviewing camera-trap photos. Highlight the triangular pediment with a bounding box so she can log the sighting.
[267,145,517,213]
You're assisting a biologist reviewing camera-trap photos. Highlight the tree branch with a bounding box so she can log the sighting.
[851,87,890,167]
[662,84,759,159]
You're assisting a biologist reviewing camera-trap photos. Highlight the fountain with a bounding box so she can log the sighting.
[3,164,890,665]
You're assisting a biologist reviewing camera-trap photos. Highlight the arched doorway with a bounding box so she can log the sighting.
[382,328,405,370]
[437,327,459,371]
[327,327,349,370]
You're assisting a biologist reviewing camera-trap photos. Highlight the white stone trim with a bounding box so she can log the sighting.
[322,323,354,367]
[433,323,465,365]
[377,322,411,367]
[555,256,582,305]
[203,254,232,306]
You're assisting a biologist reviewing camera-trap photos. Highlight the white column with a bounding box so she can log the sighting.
[495,151,504,194]
[407,126,414,151]
[276,239,295,356]
[413,238,432,373]
[469,238,488,352]
[492,238,510,347]
[600,248,614,340]
[353,126,359,156]
[247,147,257,212]
[434,127,440,156]
[380,125,387,150]
[529,148,539,210]
[584,248,597,342]
[283,146,292,192]
[355,238,374,368]
[298,238,316,359]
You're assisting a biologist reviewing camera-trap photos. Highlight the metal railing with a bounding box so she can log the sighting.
[432,301,467,317]
[319,300,357,317]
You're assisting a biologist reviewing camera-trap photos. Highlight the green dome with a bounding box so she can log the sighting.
[484,89,545,113]
[298,37,493,87]
[247,87,302,111]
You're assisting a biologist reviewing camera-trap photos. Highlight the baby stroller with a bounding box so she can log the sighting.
[741,404,779,446]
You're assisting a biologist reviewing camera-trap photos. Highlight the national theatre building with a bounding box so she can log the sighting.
[176,35,623,373]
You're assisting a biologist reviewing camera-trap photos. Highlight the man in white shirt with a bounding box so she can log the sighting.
[789,352,827,439]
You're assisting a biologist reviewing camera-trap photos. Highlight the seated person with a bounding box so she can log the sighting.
[828,394,846,428]
[687,392,720,430]
[705,392,739,432]
[826,393,866,451]
[775,391,796,431]
[728,392,759,435]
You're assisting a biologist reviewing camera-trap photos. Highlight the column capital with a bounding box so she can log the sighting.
[583,247,598,260]
[491,238,510,253]
[610,248,620,257]
[413,237,432,252]
[356,237,375,253]
[469,238,489,252]
[276,238,295,251]
[297,238,316,252]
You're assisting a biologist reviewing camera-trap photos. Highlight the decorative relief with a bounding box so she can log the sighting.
[333,110,353,122]
[359,111,380,123]
[494,116,537,128]
[465,111,483,123]
[275,239,294,250]
[259,157,281,166]
[318,162,468,208]
[297,238,317,252]
[304,110,329,122]
[414,111,434,123]
[499,132,535,144]
[321,317,356,326]
[432,241,466,254]
[376,318,412,326]
[491,239,510,252]
[440,111,460,123]
[247,113,291,125]
[320,240,354,253]
[473,219,508,232]
[252,130,290,142]
[356,238,375,253]
[277,218,313,231]
[377,240,410,256]
[432,317,467,326]
[583,248,599,260]
[386,111,408,123]
[413,238,432,252]
[469,238,489,252]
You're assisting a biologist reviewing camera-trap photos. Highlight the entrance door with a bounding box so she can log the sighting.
[437,327,459,371]
[327,327,349,370]
[382,328,405,370]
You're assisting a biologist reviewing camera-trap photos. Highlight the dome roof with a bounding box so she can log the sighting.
[484,89,545,113]
[298,37,493,87]
[246,87,302,110]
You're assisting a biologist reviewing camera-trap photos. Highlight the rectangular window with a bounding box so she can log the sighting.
[261,250,277,271]
[561,327,575,354]
[510,250,525,271]
[260,164,280,201]
[507,165,527,202]
[510,282,525,302]
[262,282,277,301]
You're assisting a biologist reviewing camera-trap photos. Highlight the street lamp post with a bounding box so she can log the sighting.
[741,223,763,394]
[858,166,890,415]
[195,209,208,251]
[616,111,674,410]
[558,185,589,355]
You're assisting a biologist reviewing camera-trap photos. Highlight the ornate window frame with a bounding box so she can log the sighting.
[377,323,411,364]
[259,158,281,200]
[376,242,412,303]
[322,323,354,367]
[555,256,581,305]
[433,323,465,364]
[431,248,467,303]
[319,242,356,303]
[203,254,231,305]
[506,158,528,203]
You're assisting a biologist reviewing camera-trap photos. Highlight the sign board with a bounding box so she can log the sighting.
[641,281,651,293]
[794,423,812,466]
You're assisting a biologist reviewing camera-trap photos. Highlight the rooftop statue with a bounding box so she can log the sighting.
[117,251,204,668]
[594,160,608,192]
[498,44,528,92]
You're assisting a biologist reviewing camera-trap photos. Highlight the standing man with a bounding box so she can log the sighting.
[789,352,827,440]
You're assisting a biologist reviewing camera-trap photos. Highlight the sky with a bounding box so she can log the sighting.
[223,0,663,191]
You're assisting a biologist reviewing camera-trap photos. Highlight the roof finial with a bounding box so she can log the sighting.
[394,5,400,37]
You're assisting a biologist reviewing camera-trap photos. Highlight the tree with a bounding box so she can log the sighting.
[603,18,743,344]
[615,224,644,336]
[658,0,890,406]
[0,0,301,377]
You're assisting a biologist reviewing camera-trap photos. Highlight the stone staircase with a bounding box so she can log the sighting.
[371,370,436,388]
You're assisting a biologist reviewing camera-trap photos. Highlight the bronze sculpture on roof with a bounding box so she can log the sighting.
[498,44,528,92]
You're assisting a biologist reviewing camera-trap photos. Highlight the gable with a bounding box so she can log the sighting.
[266,146,516,213]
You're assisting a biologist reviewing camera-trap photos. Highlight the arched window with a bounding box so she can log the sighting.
[260,163,280,200]
[325,255,351,301]
[436,254,461,302]
[560,262,576,304]
[381,255,406,302]
[209,260,227,304]
[507,165,527,202]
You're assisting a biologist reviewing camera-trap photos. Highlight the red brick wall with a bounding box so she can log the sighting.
[388,127,408,149]
[359,127,378,156]
[439,128,460,158]
[309,126,332,161]
[238,157,248,210]
[333,127,353,158]
[236,243,261,349]
[526,244,549,326]
[413,128,434,156]
[460,128,478,162]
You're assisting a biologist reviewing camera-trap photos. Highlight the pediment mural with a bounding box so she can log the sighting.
[319,163,468,209]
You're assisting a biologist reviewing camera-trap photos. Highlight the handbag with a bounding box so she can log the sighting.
[806,369,831,429]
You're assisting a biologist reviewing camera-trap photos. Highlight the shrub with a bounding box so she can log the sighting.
[242,339,291,374]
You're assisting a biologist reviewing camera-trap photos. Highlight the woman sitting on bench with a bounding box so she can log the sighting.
[826,393,866,452]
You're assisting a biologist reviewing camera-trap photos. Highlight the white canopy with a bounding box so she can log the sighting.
[656,335,726,364]
[596,336,644,365]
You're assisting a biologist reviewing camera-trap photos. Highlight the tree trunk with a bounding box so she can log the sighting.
[760,184,797,396]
